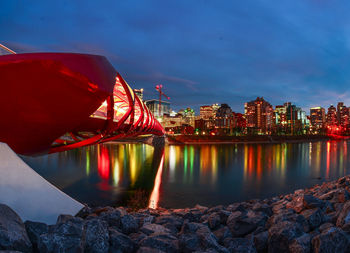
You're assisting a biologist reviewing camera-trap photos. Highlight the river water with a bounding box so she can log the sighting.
[21,140,350,209]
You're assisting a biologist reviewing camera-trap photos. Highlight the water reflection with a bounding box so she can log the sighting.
[21,141,350,208]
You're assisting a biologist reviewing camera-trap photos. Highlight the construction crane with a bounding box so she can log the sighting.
[155,84,170,118]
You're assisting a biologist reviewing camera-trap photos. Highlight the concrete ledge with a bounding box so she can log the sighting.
[0,142,83,224]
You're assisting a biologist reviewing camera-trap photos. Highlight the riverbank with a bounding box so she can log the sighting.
[2,176,350,252]
[167,134,335,145]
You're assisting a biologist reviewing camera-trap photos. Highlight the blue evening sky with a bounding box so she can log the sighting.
[1,0,350,113]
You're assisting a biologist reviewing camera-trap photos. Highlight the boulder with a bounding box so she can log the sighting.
[227,211,267,237]
[83,218,109,253]
[24,221,48,251]
[120,214,138,234]
[288,233,311,253]
[38,216,84,252]
[300,208,325,230]
[268,221,304,253]
[179,233,200,253]
[109,228,136,253]
[253,231,268,252]
[336,201,350,228]
[99,209,122,227]
[213,226,232,245]
[140,224,171,236]
[0,204,32,252]
[208,213,221,230]
[303,195,325,209]
[139,232,179,253]
[224,237,257,253]
[312,227,350,253]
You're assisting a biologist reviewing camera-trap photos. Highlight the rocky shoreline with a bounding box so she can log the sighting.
[3,176,350,252]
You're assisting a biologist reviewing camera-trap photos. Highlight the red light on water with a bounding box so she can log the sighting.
[98,146,110,180]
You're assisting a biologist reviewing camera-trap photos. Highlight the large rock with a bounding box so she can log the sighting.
[99,209,122,227]
[120,214,138,234]
[139,232,179,253]
[252,231,268,252]
[38,216,84,252]
[336,201,350,228]
[227,211,267,237]
[0,204,32,252]
[208,213,221,230]
[300,208,325,230]
[109,228,136,253]
[303,195,325,209]
[196,226,228,252]
[24,221,48,251]
[312,227,350,253]
[83,218,109,253]
[268,221,304,253]
[213,226,232,245]
[179,233,201,253]
[140,224,171,236]
[224,237,256,253]
[288,233,311,253]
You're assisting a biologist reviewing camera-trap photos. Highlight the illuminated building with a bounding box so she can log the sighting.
[145,99,170,118]
[200,105,215,120]
[326,105,337,126]
[183,108,195,127]
[245,97,274,134]
[216,104,235,134]
[133,88,144,101]
[337,102,350,128]
[310,107,325,132]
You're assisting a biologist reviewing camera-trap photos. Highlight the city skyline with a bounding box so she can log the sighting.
[2,1,350,113]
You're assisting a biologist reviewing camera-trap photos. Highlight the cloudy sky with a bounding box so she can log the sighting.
[2,0,350,113]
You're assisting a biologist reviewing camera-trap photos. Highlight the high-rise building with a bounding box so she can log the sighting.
[310,107,325,131]
[245,97,274,133]
[133,88,144,101]
[326,105,337,126]
[216,104,235,133]
[337,102,349,127]
[145,99,170,118]
[200,106,215,120]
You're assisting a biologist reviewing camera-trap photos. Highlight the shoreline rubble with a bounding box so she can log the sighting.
[2,176,350,252]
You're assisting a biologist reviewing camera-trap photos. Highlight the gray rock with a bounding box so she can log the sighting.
[227,203,247,213]
[213,226,232,245]
[179,233,200,253]
[0,204,32,252]
[301,208,325,230]
[137,246,165,253]
[267,210,309,232]
[311,227,350,253]
[180,222,207,234]
[227,210,267,237]
[120,214,138,234]
[154,215,183,230]
[196,226,226,252]
[208,213,221,230]
[336,201,350,228]
[109,228,136,253]
[319,223,334,232]
[38,216,84,253]
[303,195,325,209]
[99,209,122,227]
[253,231,268,252]
[288,233,311,253]
[140,224,171,236]
[129,232,147,244]
[224,237,257,253]
[83,218,109,253]
[218,210,232,224]
[139,232,179,253]
[268,221,304,253]
[253,202,273,216]
[24,221,48,250]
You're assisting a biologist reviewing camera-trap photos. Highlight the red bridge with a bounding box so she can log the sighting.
[0,52,164,155]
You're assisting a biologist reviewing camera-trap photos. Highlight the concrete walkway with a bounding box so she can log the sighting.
[0,142,83,224]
